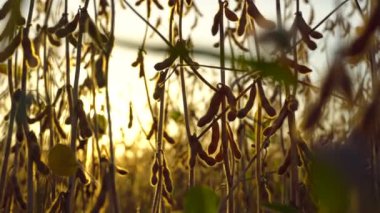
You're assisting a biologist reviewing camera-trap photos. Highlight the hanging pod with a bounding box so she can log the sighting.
[0,1,11,20]
[237,2,247,36]
[295,12,323,50]
[246,0,275,29]
[257,81,276,117]
[150,156,159,186]
[197,89,224,127]
[0,31,22,62]
[237,82,256,118]
[55,13,79,38]
[227,123,241,159]
[211,8,222,36]
[208,121,220,155]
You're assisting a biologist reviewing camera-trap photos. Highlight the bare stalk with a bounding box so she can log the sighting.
[68,1,90,211]
[218,1,233,211]
[104,0,121,212]
[176,0,195,188]
[0,59,16,206]
[151,69,166,213]
[255,103,262,213]
[20,1,36,212]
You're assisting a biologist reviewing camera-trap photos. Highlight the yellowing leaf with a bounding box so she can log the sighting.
[184,186,219,213]
[48,144,78,176]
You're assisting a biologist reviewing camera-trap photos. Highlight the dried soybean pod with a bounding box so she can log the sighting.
[281,57,312,74]
[298,139,312,160]
[16,124,23,142]
[52,87,64,106]
[227,110,237,122]
[247,0,275,29]
[22,35,40,68]
[220,84,237,107]
[197,90,223,127]
[208,121,220,154]
[151,157,159,186]
[0,31,22,62]
[36,161,50,175]
[198,149,216,166]
[40,116,50,134]
[224,6,238,22]
[11,174,26,210]
[95,55,106,88]
[55,13,79,38]
[28,131,41,162]
[67,34,78,47]
[168,0,176,7]
[296,12,322,39]
[63,12,79,35]
[27,108,47,124]
[47,15,67,33]
[146,121,156,140]
[257,81,276,117]
[79,117,92,139]
[263,102,289,137]
[91,172,108,212]
[163,131,175,144]
[222,85,237,121]
[0,1,11,20]
[237,82,256,118]
[189,134,199,168]
[215,147,223,162]
[128,102,133,129]
[287,98,299,112]
[154,54,177,71]
[237,3,247,36]
[153,70,167,100]
[300,31,317,50]
[85,14,108,46]
[262,126,273,137]
[278,149,291,175]
[115,166,129,175]
[78,101,92,139]
[47,32,61,46]
[211,9,222,36]
[163,159,173,192]
[227,123,241,159]
[162,188,174,206]
[53,111,67,139]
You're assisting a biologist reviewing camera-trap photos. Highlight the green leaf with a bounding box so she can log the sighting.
[262,203,298,213]
[238,59,297,86]
[310,159,349,213]
[91,113,107,135]
[48,144,78,176]
[184,186,219,213]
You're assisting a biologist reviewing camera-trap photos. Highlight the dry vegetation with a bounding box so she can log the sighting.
[0,0,380,212]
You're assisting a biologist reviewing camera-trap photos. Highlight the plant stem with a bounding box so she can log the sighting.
[0,59,16,206]
[218,1,233,212]
[68,1,90,211]
[21,1,36,212]
[176,0,194,188]
[151,69,166,213]
[255,103,262,213]
[103,0,120,212]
